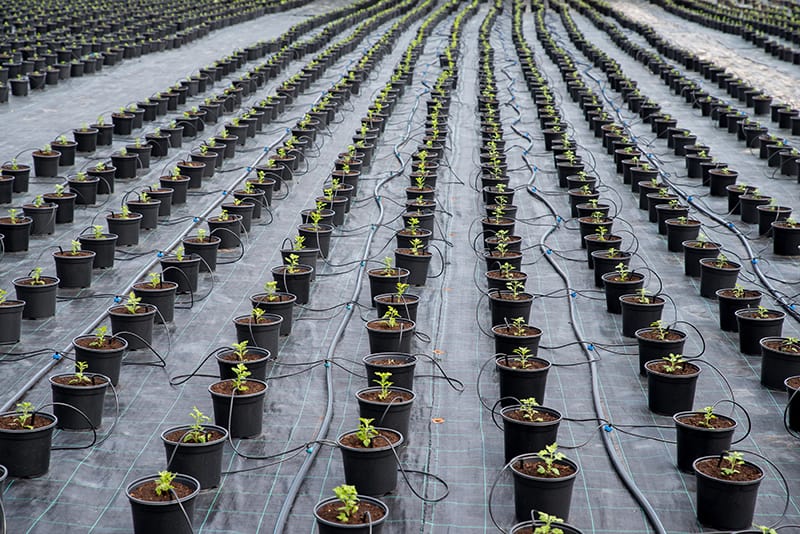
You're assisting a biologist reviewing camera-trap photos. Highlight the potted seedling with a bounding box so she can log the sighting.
[356,371,416,440]
[698,252,741,299]
[495,347,552,408]
[0,208,33,252]
[510,512,584,534]
[492,315,543,356]
[313,484,389,533]
[161,407,229,489]
[395,215,433,250]
[693,451,763,530]
[271,253,313,305]
[31,144,61,177]
[489,280,534,328]
[126,470,200,534]
[0,288,25,344]
[673,405,738,473]
[619,289,666,338]
[298,204,334,258]
[72,326,128,386]
[160,245,201,294]
[231,308,283,363]
[759,337,800,390]
[1,159,31,194]
[644,353,701,415]
[337,417,403,496]
[634,319,688,376]
[365,305,416,354]
[43,183,77,224]
[0,402,58,477]
[374,281,420,322]
[208,362,268,438]
[52,239,96,288]
[13,267,59,319]
[501,398,562,464]
[126,191,161,230]
[132,272,178,325]
[88,161,117,195]
[159,167,191,204]
[735,306,786,355]
[106,205,143,246]
[22,194,58,235]
[206,208,242,249]
[108,291,158,350]
[68,171,100,206]
[181,228,221,273]
[49,361,109,430]
[771,217,800,256]
[510,442,580,522]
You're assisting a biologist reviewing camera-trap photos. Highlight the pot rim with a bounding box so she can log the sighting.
[673,410,737,432]
[634,327,687,342]
[509,453,580,480]
[494,354,551,372]
[500,404,562,425]
[692,455,764,484]
[207,378,268,399]
[644,359,701,377]
[313,494,389,527]
[12,276,60,287]
[0,411,57,433]
[160,423,229,446]
[126,473,200,505]
[336,427,404,452]
[48,372,110,390]
[355,386,416,404]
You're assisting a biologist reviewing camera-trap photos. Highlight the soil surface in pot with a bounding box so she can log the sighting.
[396,248,431,257]
[210,380,267,395]
[0,413,53,430]
[505,408,559,423]
[74,336,126,350]
[621,295,665,305]
[375,295,417,305]
[358,390,413,402]
[718,289,761,299]
[604,273,644,283]
[340,429,401,448]
[316,500,386,524]
[218,348,273,362]
[487,271,526,280]
[54,251,94,259]
[252,294,294,304]
[514,458,576,478]
[15,277,58,286]
[234,316,281,327]
[368,357,412,367]
[762,340,800,353]
[638,329,684,341]
[694,458,761,481]
[738,310,784,319]
[494,326,541,337]
[368,320,413,332]
[676,413,735,429]
[496,357,548,370]
[493,293,531,302]
[129,480,194,502]
[787,377,800,389]
[164,428,226,443]
[51,375,108,386]
[648,361,700,376]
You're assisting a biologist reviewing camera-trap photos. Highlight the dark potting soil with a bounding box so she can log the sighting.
[762,340,800,354]
[368,268,402,277]
[14,277,58,286]
[485,251,521,260]
[620,295,665,305]
[273,266,313,275]
[493,293,531,302]
[316,500,386,524]
[233,316,281,327]
[358,390,413,403]
[367,320,413,332]
[496,357,548,370]
[604,273,644,283]
[210,380,266,396]
[684,241,720,249]
[164,428,226,444]
[787,377,800,389]
[395,248,432,257]
[218,349,273,362]
[514,459,576,479]
[737,310,784,320]
[505,408,559,423]
[375,295,417,305]
[676,413,735,430]
[51,375,109,387]
[73,336,127,350]
[493,326,541,337]
[252,294,295,303]
[109,305,150,315]
[128,480,194,502]
[638,329,684,342]
[717,289,761,299]
[369,358,411,367]
[340,429,401,449]
[54,251,94,258]
[647,361,700,376]
[694,458,762,482]
[486,271,526,280]
[705,260,739,269]
[0,413,53,430]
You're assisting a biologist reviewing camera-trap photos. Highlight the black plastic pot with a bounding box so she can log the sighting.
[492,324,542,356]
[619,295,665,337]
[208,379,268,439]
[510,520,583,534]
[363,353,417,392]
[13,276,59,319]
[501,405,561,463]
[127,473,200,534]
[216,345,275,382]
[0,216,32,251]
[337,427,403,496]
[0,300,25,344]
[488,289,533,326]
[45,192,77,223]
[735,308,785,355]
[181,235,220,272]
[0,411,57,477]
[126,200,160,230]
[511,453,579,522]
[221,201,254,233]
[132,281,178,324]
[635,327,687,377]
[251,292,296,336]
[367,268,410,305]
[394,248,433,286]
[298,224,333,259]
[665,220,701,252]
[495,355,551,407]
[68,177,100,205]
[22,203,57,235]
[693,456,763,530]
[698,258,740,299]
[645,360,701,416]
[314,494,388,534]
[208,215,243,249]
[160,176,190,204]
[271,265,313,305]
[108,304,157,350]
[232,315,283,358]
[760,337,800,390]
[356,386,415,440]
[591,250,631,288]
[366,318,416,354]
[673,410,738,474]
[161,424,228,489]
[374,293,419,322]
[53,251,95,288]
[682,240,722,277]
[772,222,800,255]
[78,232,117,269]
[716,288,762,332]
[49,373,108,429]
[160,255,201,294]
[106,213,142,246]
[785,377,800,432]
[72,335,128,386]
[601,272,644,314]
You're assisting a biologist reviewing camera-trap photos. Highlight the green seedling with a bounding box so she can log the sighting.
[513,346,533,368]
[374,372,393,401]
[89,326,109,348]
[15,401,35,429]
[70,240,81,255]
[519,397,543,422]
[333,484,359,523]
[720,451,744,477]
[29,267,45,285]
[69,361,92,385]
[536,442,565,476]
[231,363,251,393]
[697,406,717,428]
[356,417,378,447]
[382,306,400,328]
[232,340,249,361]
[663,353,685,373]
[124,291,142,314]
[154,471,176,496]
